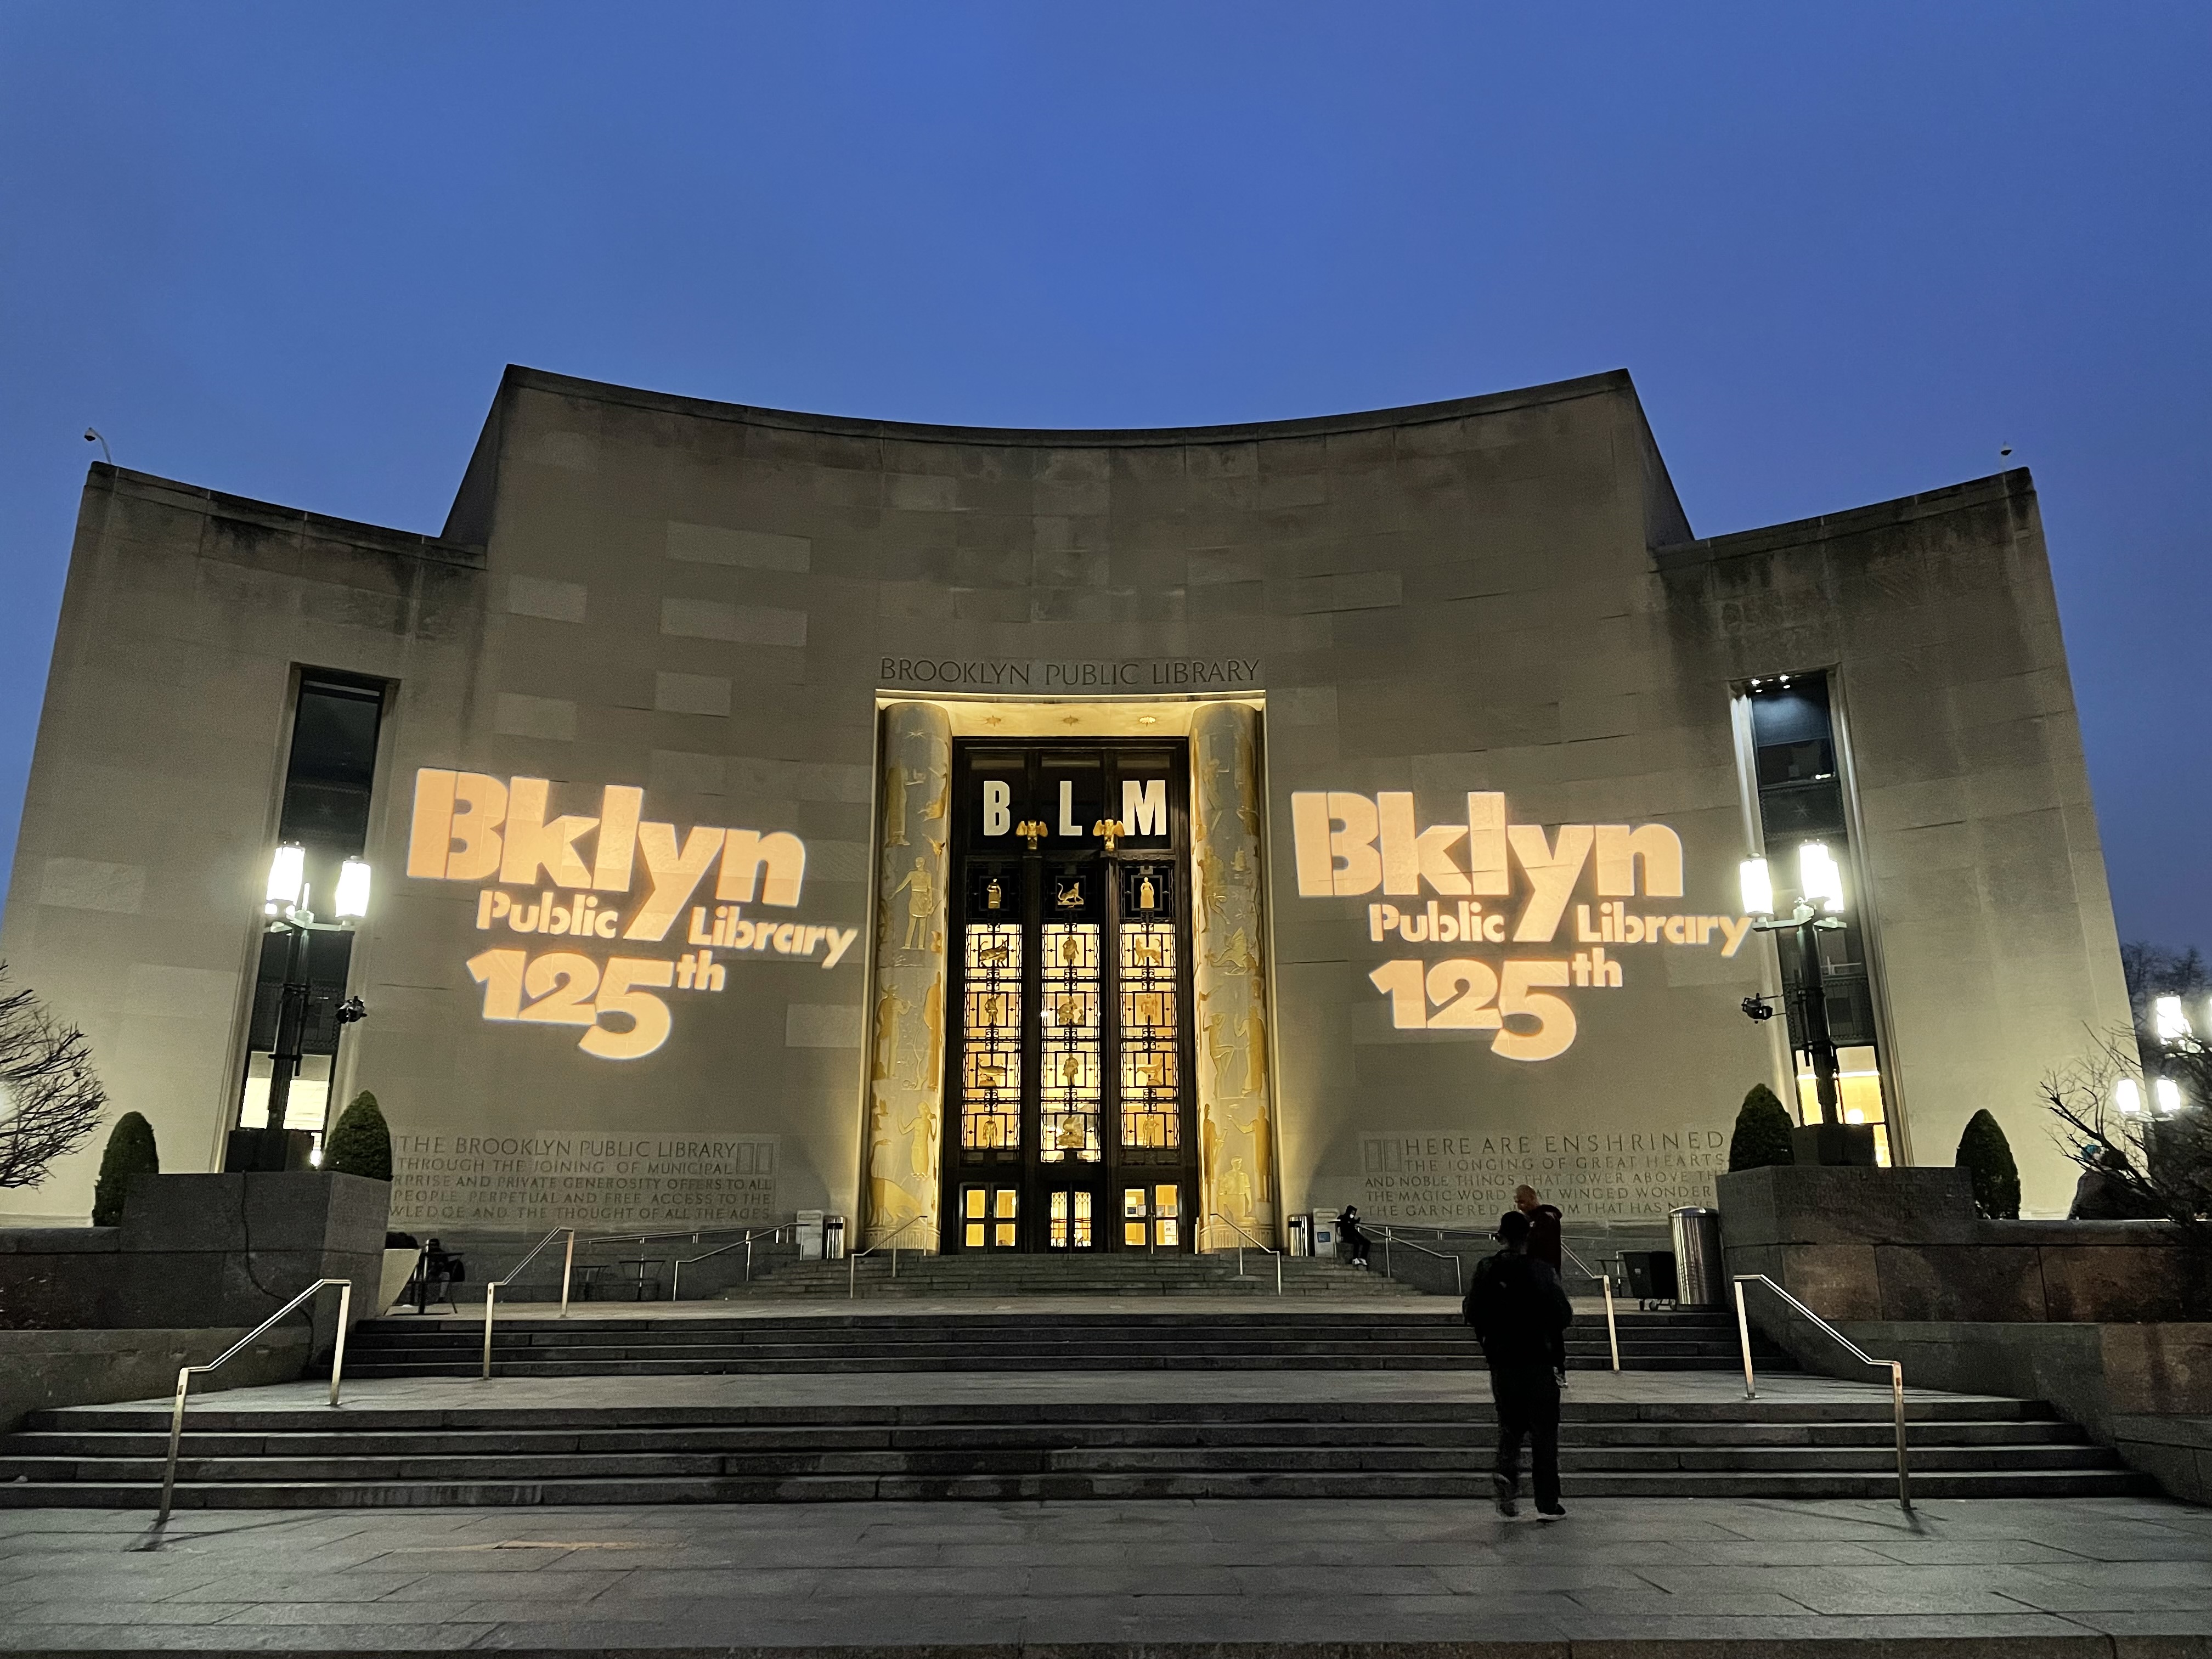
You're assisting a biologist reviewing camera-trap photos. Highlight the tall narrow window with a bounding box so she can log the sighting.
[1742,676,1893,1163]
[960,924,1023,1151]
[1039,921,1102,1162]
[1119,919,1180,1151]
[238,674,386,1136]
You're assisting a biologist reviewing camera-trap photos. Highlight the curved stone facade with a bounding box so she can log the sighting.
[0,366,2131,1231]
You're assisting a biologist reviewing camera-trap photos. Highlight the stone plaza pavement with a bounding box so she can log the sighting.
[2,1367,2205,1654]
[1,1491,2208,1655]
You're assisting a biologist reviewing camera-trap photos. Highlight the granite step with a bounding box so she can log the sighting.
[0,1391,2150,1508]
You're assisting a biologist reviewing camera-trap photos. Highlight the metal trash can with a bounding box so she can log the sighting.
[794,1209,825,1261]
[1668,1206,1724,1307]
[1621,1250,1679,1307]
[1287,1214,1313,1257]
[822,1215,846,1261]
[1311,1215,1339,1260]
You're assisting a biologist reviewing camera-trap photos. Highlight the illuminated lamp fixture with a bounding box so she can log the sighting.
[2115,1077,2144,1116]
[334,857,373,921]
[1739,844,1850,1133]
[1798,841,1846,914]
[264,843,305,914]
[2153,1078,2183,1115]
[1738,856,1775,920]
[243,848,371,1170]
[2153,995,2192,1044]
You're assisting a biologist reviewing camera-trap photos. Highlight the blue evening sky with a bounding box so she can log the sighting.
[2,5,2206,949]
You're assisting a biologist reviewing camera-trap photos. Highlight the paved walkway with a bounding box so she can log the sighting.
[1,1494,2205,1652]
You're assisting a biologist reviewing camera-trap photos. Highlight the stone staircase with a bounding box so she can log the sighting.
[731,1250,1419,1299]
[0,1393,2149,1509]
[332,1305,1770,1376]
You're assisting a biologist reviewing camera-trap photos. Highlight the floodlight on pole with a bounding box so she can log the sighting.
[2153,1078,2183,1115]
[1739,857,1774,920]
[334,858,372,921]
[2115,1077,2143,1116]
[265,844,304,913]
[1798,840,1846,914]
[2153,995,2191,1043]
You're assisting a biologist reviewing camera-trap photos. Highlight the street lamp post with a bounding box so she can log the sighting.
[1740,842,1850,1156]
[248,844,370,1171]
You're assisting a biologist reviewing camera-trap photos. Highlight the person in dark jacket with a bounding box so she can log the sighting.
[2067,1144,2162,1220]
[1336,1205,1370,1268]
[1514,1185,1568,1385]
[1514,1186,1563,1270]
[1463,1209,1574,1518]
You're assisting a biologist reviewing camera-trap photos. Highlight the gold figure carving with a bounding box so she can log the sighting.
[1138,873,1157,911]
[985,877,1003,911]
[1218,928,1254,977]
[1016,819,1048,850]
[1220,1156,1254,1227]
[1054,879,1083,911]
[883,765,910,848]
[891,855,936,951]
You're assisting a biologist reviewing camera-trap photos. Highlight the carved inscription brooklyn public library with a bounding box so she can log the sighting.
[407,769,858,1060]
[1289,791,1752,1062]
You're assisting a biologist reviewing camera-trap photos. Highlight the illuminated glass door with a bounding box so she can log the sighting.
[943,741,1195,1251]
[959,1183,1021,1250]
[1122,1183,1182,1250]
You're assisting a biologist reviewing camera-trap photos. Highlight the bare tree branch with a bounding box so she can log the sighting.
[0,964,106,1190]
[2039,1024,2212,1249]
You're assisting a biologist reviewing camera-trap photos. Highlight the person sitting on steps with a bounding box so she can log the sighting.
[1336,1204,1369,1268]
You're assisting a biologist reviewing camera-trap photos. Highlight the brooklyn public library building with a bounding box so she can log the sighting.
[1,366,2130,1245]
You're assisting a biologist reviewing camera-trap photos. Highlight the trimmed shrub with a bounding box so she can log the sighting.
[1956,1108,2021,1220]
[89,1111,157,1226]
[1728,1084,1796,1172]
[324,1091,392,1182]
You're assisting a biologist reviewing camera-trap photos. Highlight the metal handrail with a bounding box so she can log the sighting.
[1207,1212,1282,1295]
[578,1219,792,1249]
[158,1277,353,1523]
[479,1227,576,1380]
[1369,1226,1464,1296]
[669,1224,789,1299]
[850,1215,929,1299]
[1559,1243,1620,1372]
[1734,1273,1911,1511]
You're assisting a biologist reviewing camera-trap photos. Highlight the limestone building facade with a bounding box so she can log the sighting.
[0,366,2130,1234]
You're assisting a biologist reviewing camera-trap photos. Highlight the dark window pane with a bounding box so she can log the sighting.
[247,929,356,1054]
[1756,737,1836,787]
[1757,780,1847,840]
[1748,681,1832,749]
[278,680,383,852]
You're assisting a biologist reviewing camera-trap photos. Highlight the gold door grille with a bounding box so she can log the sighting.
[1118,921,1180,1150]
[1040,923,1102,1163]
[1048,1189,1093,1248]
[960,923,1023,1152]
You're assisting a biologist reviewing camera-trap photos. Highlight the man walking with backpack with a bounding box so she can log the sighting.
[1463,1208,1574,1518]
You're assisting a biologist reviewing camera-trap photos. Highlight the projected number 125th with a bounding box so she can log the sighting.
[1368,958,1575,1061]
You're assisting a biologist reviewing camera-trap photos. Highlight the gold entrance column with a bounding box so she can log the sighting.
[864,702,952,1250]
[1190,702,1276,1250]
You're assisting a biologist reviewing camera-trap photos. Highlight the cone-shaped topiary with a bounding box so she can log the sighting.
[89,1111,157,1226]
[1728,1083,1796,1172]
[1956,1108,2021,1220]
[324,1091,391,1182]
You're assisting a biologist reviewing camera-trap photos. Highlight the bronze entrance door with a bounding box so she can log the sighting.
[943,741,1195,1252]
